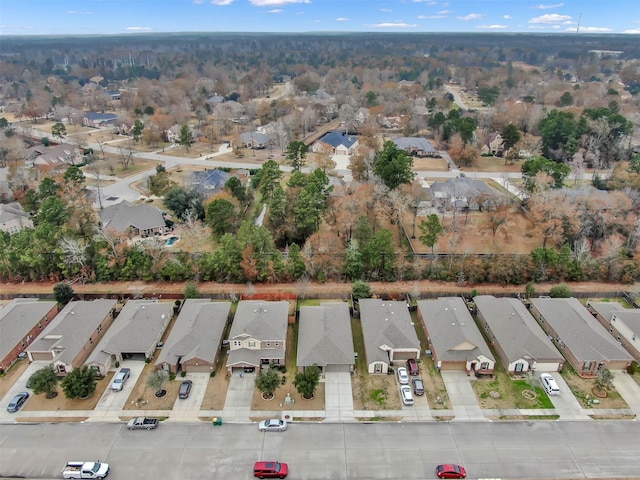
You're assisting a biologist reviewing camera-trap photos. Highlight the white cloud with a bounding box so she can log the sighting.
[366,22,418,28]
[67,10,92,15]
[126,27,152,31]
[528,24,560,30]
[210,0,234,4]
[623,28,640,33]
[418,15,445,19]
[529,13,572,24]
[457,13,484,21]
[503,14,511,19]
[268,9,283,13]
[437,10,452,14]
[477,24,508,29]
[336,17,349,22]
[413,0,437,4]
[250,0,310,6]
[572,26,612,32]
[380,8,392,13]
[535,3,564,9]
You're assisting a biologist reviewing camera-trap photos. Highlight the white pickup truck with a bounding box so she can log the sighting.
[62,461,110,479]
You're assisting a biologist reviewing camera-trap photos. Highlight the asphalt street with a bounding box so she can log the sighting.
[1,421,639,480]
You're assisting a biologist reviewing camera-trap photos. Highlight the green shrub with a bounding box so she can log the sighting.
[627,361,638,375]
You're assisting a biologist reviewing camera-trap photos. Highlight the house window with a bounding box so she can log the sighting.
[582,361,592,371]
[633,335,637,341]
[233,341,241,347]
[515,363,524,372]
[274,342,279,347]
[266,342,271,347]
[610,327,613,333]
[480,362,490,370]
[374,363,383,373]
[248,341,256,348]
[38,321,43,328]
[97,325,102,333]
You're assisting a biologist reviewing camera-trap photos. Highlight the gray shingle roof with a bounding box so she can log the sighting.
[86,300,173,364]
[611,310,640,337]
[27,300,117,366]
[156,299,230,367]
[391,137,437,154]
[474,295,562,364]
[297,302,354,368]
[99,200,165,232]
[318,131,358,149]
[417,297,494,363]
[229,300,289,342]
[587,301,625,323]
[359,299,420,365]
[530,298,633,363]
[0,298,58,360]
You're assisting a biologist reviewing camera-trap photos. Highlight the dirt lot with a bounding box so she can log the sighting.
[22,372,114,412]
[251,375,325,414]
[420,357,450,409]
[352,373,402,411]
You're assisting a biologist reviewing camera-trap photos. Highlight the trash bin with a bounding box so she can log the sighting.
[212,417,222,426]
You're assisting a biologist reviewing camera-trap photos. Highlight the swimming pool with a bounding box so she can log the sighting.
[165,236,179,246]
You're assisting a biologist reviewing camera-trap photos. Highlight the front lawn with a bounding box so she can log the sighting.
[471,370,554,409]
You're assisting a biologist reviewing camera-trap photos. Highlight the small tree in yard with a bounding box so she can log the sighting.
[148,370,169,396]
[30,366,58,399]
[595,368,614,393]
[351,280,372,300]
[255,368,281,399]
[294,364,321,399]
[61,366,97,399]
[53,282,74,305]
[549,283,572,298]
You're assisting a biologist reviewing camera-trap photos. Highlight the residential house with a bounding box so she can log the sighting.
[529,298,633,377]
[165,124,200,144]
[391,137,439,158]
[190,169,231,197]
[0,298,59,372]
[238,131,270,149]
[430,177,506,211]
[480,132,504,156]
[359,299,421,374]
[588,301,640,362]
[297,302,355,374]
[156,299,231,374]
[85,299,173,376]
[99,200,166,237]
[474,295,563,373]
[312,131,358,156]
[226,300,289,374]
[83,112,119,128]
[25,143,84,170]
[106,90,121,100]
[0,203,33,234]
[206,95,225,105]
[417,297,495,375]
[26,299,117,375]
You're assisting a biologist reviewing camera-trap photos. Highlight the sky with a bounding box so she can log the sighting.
[1,0,639,36]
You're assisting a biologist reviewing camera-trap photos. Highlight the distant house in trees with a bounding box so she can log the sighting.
[429,177,506,211]
[238,131,270,149]
[25,143,84,170]
[166,124,200,144]
[312,131,358,156]
[206,95,225,105]
[480,132,504,156]
[391,137,440,158]
[99,200,167,237]
[83,112,119,128]
[0,202,34,234]
[105,90,121,100]
[190,169,231,197]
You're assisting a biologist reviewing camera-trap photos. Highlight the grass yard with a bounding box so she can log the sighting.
[471,373,554,409]
[352,373,402,411]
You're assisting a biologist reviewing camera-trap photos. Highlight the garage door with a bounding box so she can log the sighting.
[30,352,54,361]
[186,364,213,373]
[325,364,350,373]
[535,362,561,372]
[393,351,417,362]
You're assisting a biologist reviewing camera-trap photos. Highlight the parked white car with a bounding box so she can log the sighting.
[540,373,560,396]
[258,419,287,432]
[400,385,414,405]
[397,367,409,385]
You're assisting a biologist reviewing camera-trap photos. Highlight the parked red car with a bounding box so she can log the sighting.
[436,464,466,479]
[406,358,419,376]
[253,461,288,479]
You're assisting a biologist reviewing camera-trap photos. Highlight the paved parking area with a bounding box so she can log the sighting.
[92,361,146,419]
[540,371,591,420]
[169,372,211,421]
[440,371,486,421]
[324,371,354,421]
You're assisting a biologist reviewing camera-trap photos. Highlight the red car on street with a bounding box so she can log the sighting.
[436,464,467,479]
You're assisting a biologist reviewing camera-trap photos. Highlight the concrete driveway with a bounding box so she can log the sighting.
[222,370,256,422]
[169,372,211,421]
[0,361,50,422]
[324,371,354,422]
[93,361,146,418]
[440,371,486,421]
[612,370,640,417]
[540,371,591,420]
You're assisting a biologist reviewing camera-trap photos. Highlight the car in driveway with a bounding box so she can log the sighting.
[400,385,414,405]
[178,379,193,399]
[540,373,560,396]
[406,358,419,376]
[397,367,409,385]
[436,464,466,479]
[258,419,287,432]
[412,377,425,395]
[7,391,29,413]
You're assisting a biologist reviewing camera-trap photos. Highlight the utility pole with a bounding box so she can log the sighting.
[576,13,582,33]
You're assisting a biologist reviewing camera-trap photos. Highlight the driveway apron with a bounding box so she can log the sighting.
[323,371,355,422]
[440,371,486,421]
